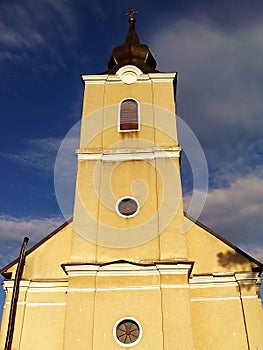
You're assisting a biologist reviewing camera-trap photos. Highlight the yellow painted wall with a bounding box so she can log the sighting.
[185,217,258,274]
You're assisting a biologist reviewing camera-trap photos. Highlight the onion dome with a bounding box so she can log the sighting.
[107,10,157,74]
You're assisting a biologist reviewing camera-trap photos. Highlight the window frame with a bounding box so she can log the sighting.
[113,317,143,347]
[115,196,140,218]
[118,98,140,132]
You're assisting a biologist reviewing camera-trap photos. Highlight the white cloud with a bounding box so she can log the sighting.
[1,135,80,191]
[184,175,263,258]
[0,215,65,268]
[0,6,43,50]
[0,0,78,65]
[1,137,63,173]
[150,16,263,209]
[151,18,263,156]
[0,215,64,243]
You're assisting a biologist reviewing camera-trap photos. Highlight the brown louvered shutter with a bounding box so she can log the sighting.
[120,99,139,131]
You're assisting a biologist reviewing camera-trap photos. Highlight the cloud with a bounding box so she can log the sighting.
[1,134,78,218]
[0,22,44,50]
[0,0,78,66]
[1,138,62,174]
[184,174,263,260]
[0,135,80,193]
[0,215,64,242]
[0,214,65,267]
[152,18,263,126]
[150,16,263,194]
[0,135,79,266]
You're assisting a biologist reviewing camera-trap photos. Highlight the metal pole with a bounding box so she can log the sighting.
[4,237,29,350]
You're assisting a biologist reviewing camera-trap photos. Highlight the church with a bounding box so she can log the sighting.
[1,12,263,350]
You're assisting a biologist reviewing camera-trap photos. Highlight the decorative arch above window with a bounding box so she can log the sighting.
[118,98,140,132]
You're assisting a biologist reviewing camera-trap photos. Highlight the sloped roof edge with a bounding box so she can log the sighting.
[1,215,262,276]
[0,218,73,275]
[185,212,263,270]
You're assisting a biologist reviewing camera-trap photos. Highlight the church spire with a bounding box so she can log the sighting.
[107,10,157,73]
[124,10,140,46]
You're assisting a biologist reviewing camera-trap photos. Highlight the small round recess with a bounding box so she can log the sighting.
[115,197,140,218]
[113,317,142,347]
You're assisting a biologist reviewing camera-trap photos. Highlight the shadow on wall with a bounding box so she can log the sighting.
[217,250,250,268]
[217,250,260,292]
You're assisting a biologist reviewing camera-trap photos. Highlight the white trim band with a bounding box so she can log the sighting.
[76,148,181,161]
[191,295,258,302]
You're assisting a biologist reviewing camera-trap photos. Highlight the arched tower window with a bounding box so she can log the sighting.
[118,98,140,131]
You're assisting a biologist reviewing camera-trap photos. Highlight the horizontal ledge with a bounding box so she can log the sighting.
[81,72,177,85]
[5,301,66,307]
[191,295,258,302]
[76,148,182,161]
[190,271,260,285]
[62,261,193,277]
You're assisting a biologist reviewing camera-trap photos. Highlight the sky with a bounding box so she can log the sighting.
[0,0,263,317]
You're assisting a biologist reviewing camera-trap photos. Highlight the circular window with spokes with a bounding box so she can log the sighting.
[113,318,142,347]
[116,197,140,218]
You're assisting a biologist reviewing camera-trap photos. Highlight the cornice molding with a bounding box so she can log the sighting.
[76,147,182,161]
[190,271,260,288]
[81,66,177,86]
[62,261,193,278]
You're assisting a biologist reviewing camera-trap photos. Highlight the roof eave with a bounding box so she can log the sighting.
[184,212,263,272]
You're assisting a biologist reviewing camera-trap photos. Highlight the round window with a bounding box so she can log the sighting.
[116,197,139,218]
[113,318,142,347]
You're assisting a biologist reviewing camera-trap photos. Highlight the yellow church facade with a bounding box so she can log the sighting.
[1,14,263,350]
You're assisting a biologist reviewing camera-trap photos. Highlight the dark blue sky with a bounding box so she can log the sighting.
[1,0,263,316]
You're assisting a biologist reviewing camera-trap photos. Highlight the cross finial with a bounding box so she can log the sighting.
[126,9,139,23]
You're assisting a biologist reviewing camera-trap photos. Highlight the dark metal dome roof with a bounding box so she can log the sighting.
[107,11,157,74]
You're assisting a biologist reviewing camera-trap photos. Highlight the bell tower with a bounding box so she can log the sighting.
[71,10,186,263]
[63,12,195,349]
